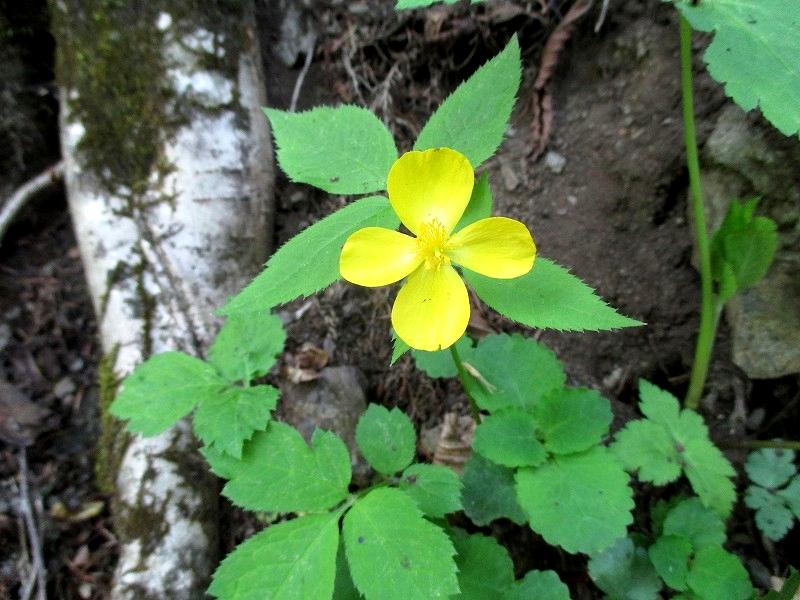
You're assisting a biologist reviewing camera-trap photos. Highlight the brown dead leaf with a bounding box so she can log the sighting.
[432,412,475,474]
[50,500,105,523]
[0,378,52,446]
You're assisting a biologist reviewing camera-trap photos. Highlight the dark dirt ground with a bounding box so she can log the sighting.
[1,0,798,598]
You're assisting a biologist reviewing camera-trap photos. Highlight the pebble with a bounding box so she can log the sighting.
[53,377,76,399]
[544,151,567,174]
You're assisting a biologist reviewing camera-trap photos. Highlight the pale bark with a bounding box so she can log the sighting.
[55,2,274,597]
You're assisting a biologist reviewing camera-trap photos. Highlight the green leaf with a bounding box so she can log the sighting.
[588,537,662,600]
[461,454,527,526]
[472,409,547,468]
[662,498,726,549]
[414,36,520,168]
[686,546,753,600]
[534,387,613,455]
[516,447,634,554]
[648,535,692,592]
[355,405,416,475]
[462,333,565,413]
[745,485,795,541]
[343,488,458,600]
[451,530,514,599]
[391,331,411,365]
[675,1,800,137]
[412,336,473,379]
[399,464,462,518]
[208,313,286,383]
[266,106,397,194]
[464,258,643,332]
[209,512,340,600]
[778,476,800,516]
[617,380,736,516]
[222,422,351,512]
[334,538,362,600]
[111,352,226,436]
[193,385,278,458]
[222,197,400,315]
[454,172,493,232]
[744,448,797,489]
[764,569,800,600]
[396,0,483,9]
[503,571,570,600]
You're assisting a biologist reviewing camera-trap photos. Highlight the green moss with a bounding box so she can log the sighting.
[95,344,128,494]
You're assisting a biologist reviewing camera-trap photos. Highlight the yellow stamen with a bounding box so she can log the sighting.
[416,219,451,270]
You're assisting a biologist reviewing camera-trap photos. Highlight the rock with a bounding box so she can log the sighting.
[544,150,567,174]
[279,366,369,482]
[53,376,76,399]
[699,104,800,378]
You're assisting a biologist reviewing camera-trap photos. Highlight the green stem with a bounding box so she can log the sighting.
[449,344,481,423]
[718,439,800,452]
[680,16,717,411]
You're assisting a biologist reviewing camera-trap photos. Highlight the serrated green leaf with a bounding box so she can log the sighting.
[686,546,753,600]
[451,530,514,599]
[778,476,800,516]
[612,420,681,485]
[461,454,526,526]
[462,333,565,413]
[395,0,483,9]
[209,512,340,600]
[503,570,570,600]
[472,408,547,468]
[648,535,692,592]
[454,172,492,232]
[200,443,242,480]
[414,36,519,168]
[334,538,362,600]
[266,106,397,194]
[222,422,351,512]
[745,485,795,541]
[208,313,286,383]
[534,387,612,455]
[399,464,462,518]
[651,496,687,539]
[222,197,400,315]
[764,569,800,600]
[516,447,634,554]
[391,331,411,365]
[675,0,800,137]
[412,336,473,379]
[663,498,726,549]
[355,405,416,475]
[464,258,643,332]
[111,352,226,436]
[343,488,458,600]
[194,385,278,458]
[745,448,797,489]
[588,537,662,600]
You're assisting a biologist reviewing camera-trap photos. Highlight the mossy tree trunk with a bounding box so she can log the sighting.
[52,1,274,597]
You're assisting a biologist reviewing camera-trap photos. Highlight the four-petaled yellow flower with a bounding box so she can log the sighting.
[339,147,536,351]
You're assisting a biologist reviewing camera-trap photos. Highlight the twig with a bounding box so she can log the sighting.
[595,0,611,32]
[289,33,317,113]
[718,439,800,451]
[18,448,47,600]
[0,161,64,246]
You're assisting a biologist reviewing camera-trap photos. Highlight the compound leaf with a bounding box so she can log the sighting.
[588,537,662,600]
[208,313,286,383]
[222,197,400,315]
[504,570,570,600]
[516,447,634,554]
[745,485,795,541]
[675,0,800,137]
[663,498,726,549]
[612,419,682,485]
[534,387,613,455]
[266,106,397,194]
[194,385,278,458]
[778,476,800,516]
[414,36,520,168]
[355,404,416,475]
[451,530,514,599]
[222,422,351,512]
[462,333,565,413]
[209,512,340,600]
[686,546,753,600]
[461,454,526,526]
[111,352,226,436]
[472,409,547,468]
[464,258,643,332]
[745,448,796,489]
[343,488,458,600]
[399,464,462,518]
[648,535,692,592]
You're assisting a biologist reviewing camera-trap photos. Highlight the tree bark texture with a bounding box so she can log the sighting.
[52,1,274,597]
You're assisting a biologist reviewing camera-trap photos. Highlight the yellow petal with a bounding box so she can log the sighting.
[387,148,474,235]
[340,227,423,287]
[447,217,536,278]
[391,265,469,351]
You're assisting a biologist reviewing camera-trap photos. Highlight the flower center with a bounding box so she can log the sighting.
[416,219,451,270]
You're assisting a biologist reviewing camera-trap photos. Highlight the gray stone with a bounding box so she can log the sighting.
[699,104,800,378]
[544,150,567,174]
[53,376,77,399]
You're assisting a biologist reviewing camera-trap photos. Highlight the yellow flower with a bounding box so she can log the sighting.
[339,147,536,351]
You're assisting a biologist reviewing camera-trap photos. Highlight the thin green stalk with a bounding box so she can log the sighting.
[680,16,718,410]
[449,344,481,422]
[719,439,800,452]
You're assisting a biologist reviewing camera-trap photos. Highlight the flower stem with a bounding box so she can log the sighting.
[718,439,800,452]
[680,15,717,411]
[449,344,481,423]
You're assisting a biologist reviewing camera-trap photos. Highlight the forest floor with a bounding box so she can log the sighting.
[0,0,797,598]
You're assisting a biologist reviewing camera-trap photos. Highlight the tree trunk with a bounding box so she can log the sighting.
[52,1,274,597]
